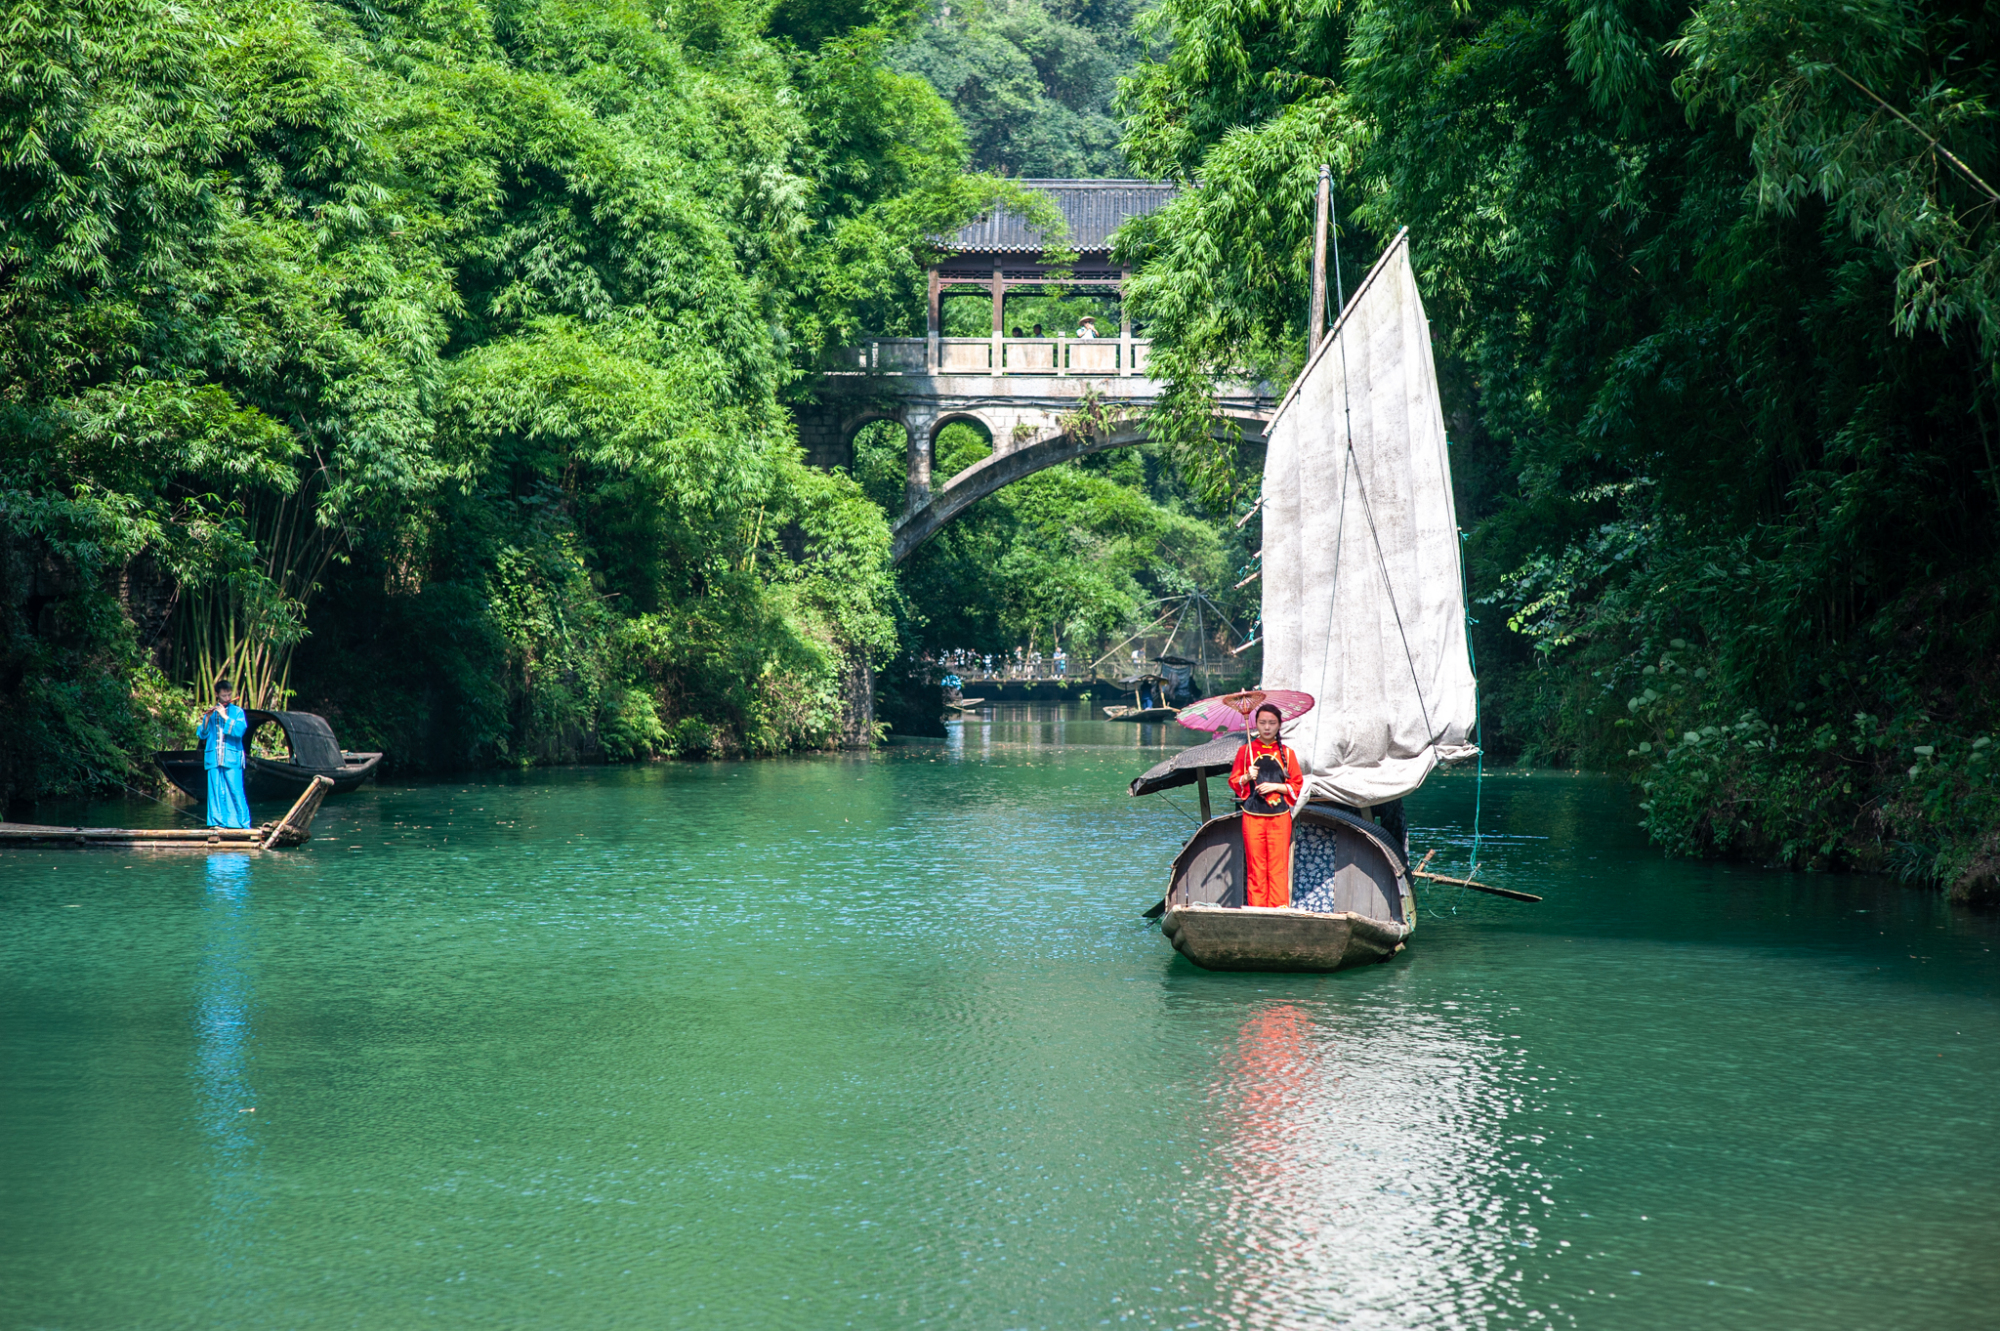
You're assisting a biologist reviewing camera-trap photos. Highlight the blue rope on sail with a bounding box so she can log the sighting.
[1456,523,1488,875]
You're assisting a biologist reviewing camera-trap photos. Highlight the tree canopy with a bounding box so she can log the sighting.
[1119,0,1999,896]
[0,0,1038,793]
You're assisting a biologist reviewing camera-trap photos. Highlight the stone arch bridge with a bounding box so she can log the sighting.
[797,337,1272,564]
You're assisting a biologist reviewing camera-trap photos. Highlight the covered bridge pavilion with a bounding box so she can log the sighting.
[796,179,1272,563]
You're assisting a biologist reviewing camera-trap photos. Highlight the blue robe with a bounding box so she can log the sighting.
[197,704,251,829]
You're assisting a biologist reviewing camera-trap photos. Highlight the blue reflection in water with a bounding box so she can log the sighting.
[195,854,263,1278]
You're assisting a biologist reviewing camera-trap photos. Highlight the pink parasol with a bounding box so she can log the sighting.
[1174,688,1315,734]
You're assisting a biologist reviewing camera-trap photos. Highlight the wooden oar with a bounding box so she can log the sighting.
[1409,849,1542,902]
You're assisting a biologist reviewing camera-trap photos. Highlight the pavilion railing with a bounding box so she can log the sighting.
[828,336,1153,377]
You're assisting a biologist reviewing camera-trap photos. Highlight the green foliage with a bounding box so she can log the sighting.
[1121,0,2000,896]
[893,0,1146,176]
[0,0,1012,803]
[863,418,1250,699]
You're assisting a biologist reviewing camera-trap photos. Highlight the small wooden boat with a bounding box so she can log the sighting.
[946,697,985,711]
[0,775,333,851]
[157,710,380,805]
[1103,704,1178,722]
[1103,673,1176,721]
[1158,805,1412,971]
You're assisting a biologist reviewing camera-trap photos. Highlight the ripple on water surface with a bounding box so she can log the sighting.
[2,705,1997,1330]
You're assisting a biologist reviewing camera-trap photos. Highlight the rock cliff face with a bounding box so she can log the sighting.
[839,651,875,749]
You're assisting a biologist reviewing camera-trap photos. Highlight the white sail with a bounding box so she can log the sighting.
[1259,231,1478,808]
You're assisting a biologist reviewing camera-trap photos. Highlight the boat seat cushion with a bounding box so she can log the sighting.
[1291,820,1399,919]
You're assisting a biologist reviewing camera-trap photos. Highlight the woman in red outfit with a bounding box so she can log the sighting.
[1229,703,1304,908]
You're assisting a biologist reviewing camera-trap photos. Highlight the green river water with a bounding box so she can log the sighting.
[3,705,1997,1330]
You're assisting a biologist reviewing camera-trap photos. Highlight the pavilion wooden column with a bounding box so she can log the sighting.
[1119,266,1133,376]
[927,269,941,374]
[990,262,1005,375]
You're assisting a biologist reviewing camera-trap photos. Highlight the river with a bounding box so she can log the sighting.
[3,704,1996,1329]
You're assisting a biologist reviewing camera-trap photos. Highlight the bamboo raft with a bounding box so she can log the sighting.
[0,775,333,851]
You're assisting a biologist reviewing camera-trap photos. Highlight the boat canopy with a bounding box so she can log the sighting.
[1259,230,1478,807]
[246,710,344,769]
[1128,734,1242,797]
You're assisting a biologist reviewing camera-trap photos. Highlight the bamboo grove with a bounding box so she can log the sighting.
[2,0,1054,787]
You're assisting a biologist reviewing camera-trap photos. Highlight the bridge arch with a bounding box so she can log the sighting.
[889,412,1266,565]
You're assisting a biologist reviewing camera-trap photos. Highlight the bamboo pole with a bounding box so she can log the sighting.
[1410,848,1542,902]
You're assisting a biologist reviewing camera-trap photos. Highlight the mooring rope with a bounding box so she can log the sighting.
[120,781,205,825]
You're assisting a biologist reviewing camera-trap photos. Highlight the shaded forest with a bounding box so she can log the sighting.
[1120,0,1999,898]
[1,0,1038,789]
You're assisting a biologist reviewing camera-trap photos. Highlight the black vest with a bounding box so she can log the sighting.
[1242,751,1294,816]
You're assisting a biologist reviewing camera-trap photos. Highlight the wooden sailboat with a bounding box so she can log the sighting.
[0,775,334,851]
[1145,218,1481,972]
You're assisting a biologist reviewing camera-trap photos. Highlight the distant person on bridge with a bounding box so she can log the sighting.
[1229,704,1303,908]
[1076,316,1098,338]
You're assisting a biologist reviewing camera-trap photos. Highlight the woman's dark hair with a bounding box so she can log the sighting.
[1254,703,1282,724]
[215,679,234,693]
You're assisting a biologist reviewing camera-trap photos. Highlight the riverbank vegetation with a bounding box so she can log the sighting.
[1,0,1047,797]
[1120,0,1998,898]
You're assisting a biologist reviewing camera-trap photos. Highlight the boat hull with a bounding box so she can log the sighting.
[1103,706,1178,722]
[1157,804,1414,973]
[1162,903,1406,971]
[156,751,381,804]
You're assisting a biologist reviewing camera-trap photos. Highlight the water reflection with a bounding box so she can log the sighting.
[942,701,1185,751]
[1196,999,1549,1329]
[194,854,263,1279]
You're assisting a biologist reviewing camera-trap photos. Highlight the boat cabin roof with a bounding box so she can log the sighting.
[246,710,343,769]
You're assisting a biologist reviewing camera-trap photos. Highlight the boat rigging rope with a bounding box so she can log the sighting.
[1457,524,1485,878]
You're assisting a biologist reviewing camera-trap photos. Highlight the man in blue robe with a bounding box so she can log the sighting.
[197,681,251,829]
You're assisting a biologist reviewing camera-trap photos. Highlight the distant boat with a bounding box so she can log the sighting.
[1103,674,1176,721]
[1139,230,1480,972]
[1102,704,1178,722]
[156,710,382,805]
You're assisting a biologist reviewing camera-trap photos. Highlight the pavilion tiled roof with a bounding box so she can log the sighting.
[945,179,1178,256]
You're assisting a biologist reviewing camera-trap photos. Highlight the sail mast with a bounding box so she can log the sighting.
[1308,165,1331,354]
